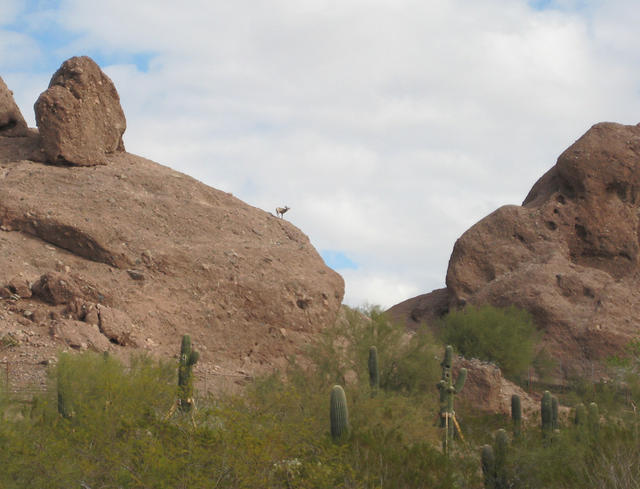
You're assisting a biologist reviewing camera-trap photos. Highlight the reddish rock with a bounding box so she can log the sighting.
[95,304,137,346]
[386,288,449,330]
[0,76,29,137]
[0,60,344,387]
[456,357,536,416]
[393,122,640,382]
[49,319,111,351]
[7,276,32,298]
[31,272,106,305]
[34,56,126,166]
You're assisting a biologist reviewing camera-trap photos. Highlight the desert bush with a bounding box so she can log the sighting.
[4,306,636,488]
[441,304,538,380]
[307,305,441,395]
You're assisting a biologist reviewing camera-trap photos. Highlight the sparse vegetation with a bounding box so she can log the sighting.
[0,306,638,488]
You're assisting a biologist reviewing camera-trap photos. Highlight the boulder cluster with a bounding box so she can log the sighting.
[1,56,126,166]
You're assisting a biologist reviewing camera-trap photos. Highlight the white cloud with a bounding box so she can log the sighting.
[4,0,640,308]
[0,0,22,26]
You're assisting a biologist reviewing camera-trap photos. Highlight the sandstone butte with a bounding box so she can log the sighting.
[0,57,345,390]
[389,121,640,384]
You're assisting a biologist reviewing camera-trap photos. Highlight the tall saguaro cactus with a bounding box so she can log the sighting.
[588,402,600,436]
[368,346,380,397]
[574,403,587,426]
[57,368,73,419]
[330,385,350,442]
[511,394,522,439]
[494,429,509,489]
[541,390,553,437]
[437,345,467,454]
[178,334,199,412]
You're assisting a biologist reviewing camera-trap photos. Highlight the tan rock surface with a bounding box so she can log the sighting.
[34,56,126,166]
[0,140,344,387]
[456,357,537,416]
[391,122,640,381]
[0,76,29,137]
[0,58,344,392]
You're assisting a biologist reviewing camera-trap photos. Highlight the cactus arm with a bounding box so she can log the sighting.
[454,368,467,393]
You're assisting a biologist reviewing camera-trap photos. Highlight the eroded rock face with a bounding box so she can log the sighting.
[443,122,640,379]
[389,123,640,382]
[34,56,126,166]
[386,288,449,330]
[0,56,343,391]
[456,358,536,416]
[0,76,29,137]
[0,129,344,383]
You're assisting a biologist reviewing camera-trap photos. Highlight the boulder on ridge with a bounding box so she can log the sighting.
[34,56,126,166]
[0,76,29,137]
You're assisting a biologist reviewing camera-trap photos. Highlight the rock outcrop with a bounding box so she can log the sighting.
[34,56,126,166]
[456,358,537,416]
[0,57,344,389]
[390,122,640,381]
[0,76,29,137]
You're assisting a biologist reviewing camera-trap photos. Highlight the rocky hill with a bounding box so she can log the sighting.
[389,122,640,382]
[0,57,344,390]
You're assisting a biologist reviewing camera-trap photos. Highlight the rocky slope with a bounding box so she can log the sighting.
[389,122,640,382]
[0,57,344,391]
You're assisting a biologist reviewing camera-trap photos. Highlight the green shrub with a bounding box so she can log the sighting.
[441,305,538,380]
[307,305,440,395]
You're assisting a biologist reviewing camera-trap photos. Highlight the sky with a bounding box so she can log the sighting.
[2,0,640,308]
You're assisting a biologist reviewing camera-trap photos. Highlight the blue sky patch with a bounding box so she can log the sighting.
[529,0,554,10]
[320,250,358,271]
[6,3,155,73]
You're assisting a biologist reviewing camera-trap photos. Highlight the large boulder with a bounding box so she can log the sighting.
[0,76,29,137]
[34,56,126,166]
[392,122,640,381]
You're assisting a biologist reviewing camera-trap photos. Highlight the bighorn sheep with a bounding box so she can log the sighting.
[276,206,290,218]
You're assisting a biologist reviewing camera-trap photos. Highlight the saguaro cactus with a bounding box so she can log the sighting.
[574,403,587,426]
[178,334,199,412]
[511,394,522,439]
[330,385,350,442]
[368,345,379,397]
[541,390,553,436]
[481,444,496,489]
[588,402,600,436]
[437,345,467,454]
[551,395,559,430]
[57,375,73,419]
[481,429,510,489]
[56,356,74,419]
[494,429,509,489]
